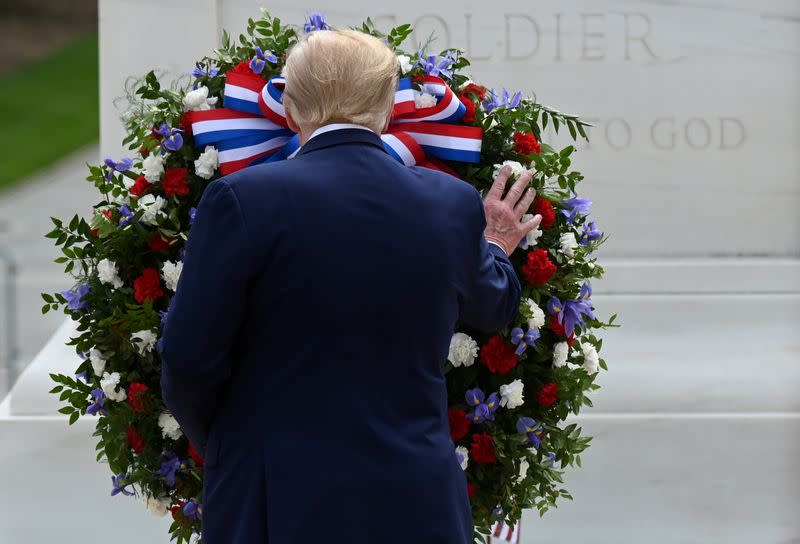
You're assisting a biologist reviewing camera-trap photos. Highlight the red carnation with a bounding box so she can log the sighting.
[126,426,145,453]
[513,131,541,155]
[188,442,205,467]
[480,334,518,374]
[522,249,556,286]
[91,209,115,237]
[130,176,150,197]
[133,267,164,304]
[549,315,575,347]
[148,234,174,252]
[162,167,190,197]
[532,198,556,228]
[448,407,469,442]
[170,501,185,520]
[127,382,149,413]
[537,383,559,407]
[459,95,477,123]
[230,60,258,76]
[461,83,487,100]
[470,432,497,464]
[467,482,476,498]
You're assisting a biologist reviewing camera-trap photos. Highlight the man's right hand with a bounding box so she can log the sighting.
[483,166,542,256]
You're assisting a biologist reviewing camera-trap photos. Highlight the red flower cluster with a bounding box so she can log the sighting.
[448,407,469,442]
[532,197,556,228]
[127,382,149,413]
[480,334,518,374]
[461,83,487,100]
[549,315,575,347]
[459,95,477,123]
[133,268,164,304]
[130,176,150,197]
[522,249,557,286]
[513,131,541,155]
[162,167,190,197]
[230,60,259,77]
[470,433,497,464]
[537,383,559,407]
[148,234,174,252]
[126,426,145,453]
[188,442,205,467]
[467,482,476,498]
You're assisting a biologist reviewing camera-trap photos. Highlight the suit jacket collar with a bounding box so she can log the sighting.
[295,127,387,157]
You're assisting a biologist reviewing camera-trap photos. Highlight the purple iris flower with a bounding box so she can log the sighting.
[103,157,133,180]
[510,327,541,356]
[111,473,134,497]
[118,205,134,227]
[516,417,543,448]
[191,64,219,88]
[560,197,591,223]
[61,283,90,312]
[75,371,89,382]
[249,46,278,74]
[465,388,499,424]
[158,451,186,487]
[416,50,456,79]
[548,283,596,336]
[183,500,203,521]
[579,220,602,245]
[156,123,183,152]
[87,388,105,416]
[304,12,331,32]
[482,88,523,113]
[543,452,556,468]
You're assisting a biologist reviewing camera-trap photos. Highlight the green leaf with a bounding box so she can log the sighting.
[57,406,73,415]
[69,411,80,425]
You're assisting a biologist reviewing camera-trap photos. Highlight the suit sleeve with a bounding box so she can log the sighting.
[157,179,252,450]
[458,189,521,332]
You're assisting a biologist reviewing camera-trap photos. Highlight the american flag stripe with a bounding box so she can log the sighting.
[486,521,520,543]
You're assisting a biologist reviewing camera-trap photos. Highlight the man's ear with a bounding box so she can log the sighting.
[285,108,301,134]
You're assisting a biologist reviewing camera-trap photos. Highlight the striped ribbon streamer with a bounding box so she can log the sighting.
[487,521,521,543]
[186,67,482,174]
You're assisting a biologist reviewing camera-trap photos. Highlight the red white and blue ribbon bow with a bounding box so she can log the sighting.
[185,67,483,175]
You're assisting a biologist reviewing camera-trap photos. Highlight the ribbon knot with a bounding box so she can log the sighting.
[184,66,483,175]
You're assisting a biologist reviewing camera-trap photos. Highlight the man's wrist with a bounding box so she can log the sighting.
[485,238,508,256]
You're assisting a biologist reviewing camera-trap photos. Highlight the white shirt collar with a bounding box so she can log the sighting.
[307,123,374,142]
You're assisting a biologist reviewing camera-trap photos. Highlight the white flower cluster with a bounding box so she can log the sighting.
[97,258,123,289]
[161,261,183,292]
[553,341,569,367]
[448,332,479,367]
[142,154,164,183]
[414,91,438,109]
[138,194,167,226]
[499,379,524,409]
[455,445,469,471]
[142,495,171,517]
[183,86,218,112]
[581,343,600,374]
[520,214,543,250]
[560,232,578,258]
[158,412,182,440]
[492,160,529,180]
[131,329,157,355]
[100,372,127,402]
[194,146,219,180]
[396,54,414,74]
[524,298,546,330]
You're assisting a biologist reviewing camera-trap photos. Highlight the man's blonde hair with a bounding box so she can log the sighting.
[282,29,399,133]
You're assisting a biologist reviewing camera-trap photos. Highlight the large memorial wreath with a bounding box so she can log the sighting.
[43,10,614,543]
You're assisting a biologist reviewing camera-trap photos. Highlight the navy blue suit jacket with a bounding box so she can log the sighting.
[158,128,521,543]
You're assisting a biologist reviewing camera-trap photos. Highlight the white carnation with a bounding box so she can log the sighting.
[553,341,569,368]
[414,92,438,109]
[194,146,219,180]
[397,54,414,74]
[100,372,127,402]
[89,348,106,376]
[142,153,164,182]
[519,214,543,250]
[448,332,479,367]
[97,258,123,289]
[517,458,530,483]
[158,412,183,440]
[131,329,157,355]
[455,445,469,471]
[560,232,578,258]
[138,194,166,226]
[161,261,183,292]
[493,160,528,180]
[499,379,525,409]
[183,85,218,112]
[524,299,546,330]
[142,495,171,517]
[582,343,600,374]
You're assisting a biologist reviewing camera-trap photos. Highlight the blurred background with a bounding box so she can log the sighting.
[0,1,798,543]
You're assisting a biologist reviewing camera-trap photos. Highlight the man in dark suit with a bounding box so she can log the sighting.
[158,29,540,543]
